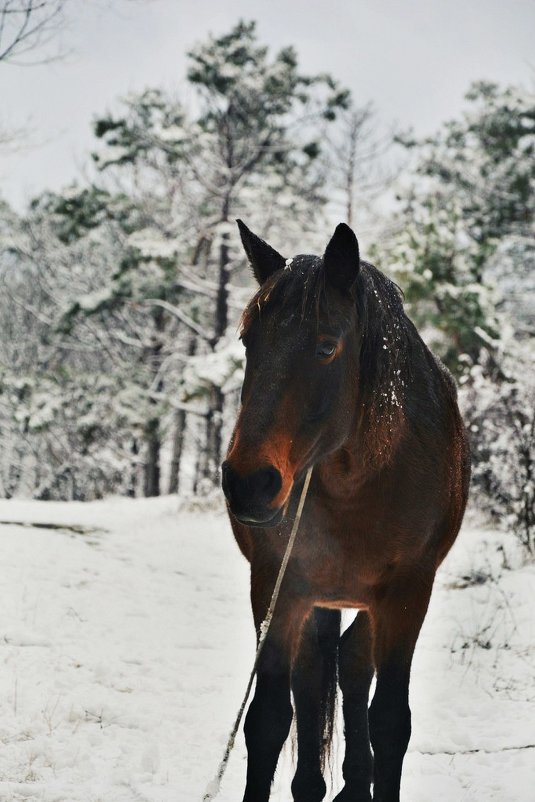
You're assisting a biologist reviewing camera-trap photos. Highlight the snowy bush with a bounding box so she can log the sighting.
[460,343,535,554]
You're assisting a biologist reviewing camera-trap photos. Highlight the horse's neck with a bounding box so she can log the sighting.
[315,412,381,496]
[315,444,365,499]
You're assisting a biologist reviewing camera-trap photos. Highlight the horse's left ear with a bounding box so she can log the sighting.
[323,223,360,294]
[237,219,286,285]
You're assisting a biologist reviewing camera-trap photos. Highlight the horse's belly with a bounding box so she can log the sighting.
[315,597,370,611]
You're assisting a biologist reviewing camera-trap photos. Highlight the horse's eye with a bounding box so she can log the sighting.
[316,341,337,361]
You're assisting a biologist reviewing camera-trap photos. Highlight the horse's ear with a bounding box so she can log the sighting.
[237,219,286,285]
[323,223,360,294]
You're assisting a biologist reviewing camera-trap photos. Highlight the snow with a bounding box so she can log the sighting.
[0,497,533,801]
[153,125,187,144]
[94,145,131,167]
[182,336,245,397]
[127,230,180,260]
[77,288,113,313]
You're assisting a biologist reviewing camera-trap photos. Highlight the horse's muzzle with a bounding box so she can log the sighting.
[221,461,283,527]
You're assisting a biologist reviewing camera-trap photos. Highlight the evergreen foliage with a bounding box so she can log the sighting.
[376,81,535,372]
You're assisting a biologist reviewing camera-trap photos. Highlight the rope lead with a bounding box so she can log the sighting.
[203,466,314,801]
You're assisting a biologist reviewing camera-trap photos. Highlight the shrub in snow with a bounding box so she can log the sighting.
[460,345,535,555]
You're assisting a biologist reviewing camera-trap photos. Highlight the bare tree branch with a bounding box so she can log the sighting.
[143,298,213,342]
[0,1,68,65]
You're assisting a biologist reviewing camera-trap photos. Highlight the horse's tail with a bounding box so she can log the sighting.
[314,607,341,768]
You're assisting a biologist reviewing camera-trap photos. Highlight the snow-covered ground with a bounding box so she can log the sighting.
[0,496,533,802]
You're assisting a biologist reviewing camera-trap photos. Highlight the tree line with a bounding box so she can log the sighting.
[0,22,533,551]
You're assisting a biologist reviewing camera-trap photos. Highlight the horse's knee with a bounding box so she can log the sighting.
[244,676,293,752]
[368,698,410,802]
[369,695,411,756]
[242,670,293,802]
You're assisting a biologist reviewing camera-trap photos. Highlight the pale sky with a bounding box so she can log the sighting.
[0,0,534,209]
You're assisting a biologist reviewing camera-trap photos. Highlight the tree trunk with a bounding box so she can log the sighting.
[214,229,230,342]
[193,441,202,496]
[211,385,224,482]
[168,408,186,494]
[128,438,139,498]
[168,337,196,494]
[143,307,165,497]
[204,385,224,486]
[195,385,225,489]
[144,417,160,497]
[199,210,232,489]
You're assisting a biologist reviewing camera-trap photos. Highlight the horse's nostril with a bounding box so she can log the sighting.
[256,466,282,498]
[221,463,282,515]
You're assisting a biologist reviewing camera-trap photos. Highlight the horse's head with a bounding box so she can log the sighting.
[222,220,363,527]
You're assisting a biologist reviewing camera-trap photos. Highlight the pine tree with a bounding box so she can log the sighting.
[375,81,535,373]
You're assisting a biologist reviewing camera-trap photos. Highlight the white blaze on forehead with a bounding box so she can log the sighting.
[284,258,294,270]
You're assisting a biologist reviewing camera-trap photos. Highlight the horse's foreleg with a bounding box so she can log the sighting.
[291,608,340,802]
[369,571,435,802]
[243,582,309,802]
[333,610,374,802]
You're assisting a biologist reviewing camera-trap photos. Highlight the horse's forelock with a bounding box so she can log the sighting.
[238,255,325,337]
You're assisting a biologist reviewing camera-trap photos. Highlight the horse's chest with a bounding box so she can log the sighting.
[287,511,391,606]
[234,494,421,608]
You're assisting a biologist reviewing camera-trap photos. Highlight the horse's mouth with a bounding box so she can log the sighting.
[231,505,285,529]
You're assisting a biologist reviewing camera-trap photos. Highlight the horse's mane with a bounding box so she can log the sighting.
[240,256,412,466]
[355,262,411,464]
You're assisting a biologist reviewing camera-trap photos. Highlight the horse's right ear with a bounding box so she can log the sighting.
[323,223,360,295]
[237,219,286,285]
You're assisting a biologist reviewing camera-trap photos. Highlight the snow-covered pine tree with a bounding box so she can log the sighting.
[376,80,535,372]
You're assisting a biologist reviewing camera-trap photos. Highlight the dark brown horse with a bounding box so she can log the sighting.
[221,220,470,802]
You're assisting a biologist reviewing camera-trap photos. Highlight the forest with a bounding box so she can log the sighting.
[0,19,534,553]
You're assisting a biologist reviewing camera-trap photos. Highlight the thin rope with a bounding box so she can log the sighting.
[203,466,314,802]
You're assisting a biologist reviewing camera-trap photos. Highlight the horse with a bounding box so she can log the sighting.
[221,220,470,802]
